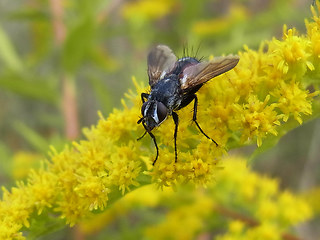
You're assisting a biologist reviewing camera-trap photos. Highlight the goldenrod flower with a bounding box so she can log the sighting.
[192,5,248,36]
[11,152,42,180]
[79,157,312,239]
[214,158,312,240]
[122,0,174,21]
[0,4,319,239]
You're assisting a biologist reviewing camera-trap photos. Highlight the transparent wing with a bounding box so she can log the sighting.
[147,45,177,87]
[180,55,239,90]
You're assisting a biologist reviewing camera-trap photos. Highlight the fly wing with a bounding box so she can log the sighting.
[147,45,177,87]
[180,55,239,90]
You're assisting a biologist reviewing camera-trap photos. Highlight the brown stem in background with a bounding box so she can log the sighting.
[216,206,259,227]
[62,75,79,140]
[49,0,79,140]
[49,0,66,45]
[215,205,302,240]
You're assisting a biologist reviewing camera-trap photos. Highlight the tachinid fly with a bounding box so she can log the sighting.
[137,45,239,165]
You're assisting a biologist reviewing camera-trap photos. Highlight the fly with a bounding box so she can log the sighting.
[137,45,239,165]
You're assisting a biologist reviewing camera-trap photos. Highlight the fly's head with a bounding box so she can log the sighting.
[139,100,168,132]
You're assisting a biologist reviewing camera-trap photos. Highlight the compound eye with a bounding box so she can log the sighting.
[156,102,168,123]
[141,102,148,116]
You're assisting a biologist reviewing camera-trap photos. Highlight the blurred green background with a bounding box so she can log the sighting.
[0,0,319,239]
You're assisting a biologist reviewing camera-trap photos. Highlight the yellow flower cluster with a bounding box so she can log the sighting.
[78,157,312,240]
[215,159,312,240]
[302,187,320,215]
[192,5,248,36]
[122,0,174,21]
[145,192,213,240]
[1,5,320,239]
[0,170,57,240]
[11,151,42,180]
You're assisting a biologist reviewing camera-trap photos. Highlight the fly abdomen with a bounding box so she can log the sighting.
[171,57,199,76]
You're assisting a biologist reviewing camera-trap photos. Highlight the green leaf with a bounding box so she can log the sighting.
[107,172,151,208]
[248,135,281,164]
[25,210,66,240]
[0,73,58,105]
[7,9,49,21]
[12,121,50,154]
[62,17,95,73]
[0,25,23,72]
[88,76,114,114]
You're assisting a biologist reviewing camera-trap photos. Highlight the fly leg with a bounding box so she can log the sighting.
[138,121,159,165]
[137,93,150,140]
[192,95,218,146]
[139,93,159,164]
[137,116,146,139]
[141,93,149,103]
[137,130,147,140]
[172,112,179,162]
[149,131,159,166]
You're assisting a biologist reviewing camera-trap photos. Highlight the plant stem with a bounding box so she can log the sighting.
[49,0,79,140]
